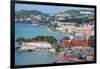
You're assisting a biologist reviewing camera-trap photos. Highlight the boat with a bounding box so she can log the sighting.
[31,23,39,26]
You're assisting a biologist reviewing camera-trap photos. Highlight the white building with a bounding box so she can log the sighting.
[55,13,70,17]
[57,22,76,27]
[80,11,94,15]
[56,27,65,33]
[21,41,51,50]
[56,22,76,33]
[21,45,37,50]
[24,17,31,21]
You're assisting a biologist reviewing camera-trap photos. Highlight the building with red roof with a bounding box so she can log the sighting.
[62,40,91,48]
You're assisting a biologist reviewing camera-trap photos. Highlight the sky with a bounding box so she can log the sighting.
[15,4,94,15]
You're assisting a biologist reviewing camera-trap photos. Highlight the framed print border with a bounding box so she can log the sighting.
[10,0,97,68]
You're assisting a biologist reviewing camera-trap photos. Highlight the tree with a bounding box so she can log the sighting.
[32,36,57,43]
[55,47,60,52]
[88,36,95,47]
[62,37,70,40]
[48,36,57,43]
[16,37,25,42]
[24,38,32,42]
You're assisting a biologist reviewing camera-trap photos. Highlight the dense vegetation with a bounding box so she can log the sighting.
[32,36,57,43]
[62,37,70,40]
[88,36,95,47]
[15,10,49,18]
[16,36,57,44]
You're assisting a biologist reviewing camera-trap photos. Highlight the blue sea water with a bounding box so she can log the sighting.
[15,51,59,65]
[15,22,71,40]
[15,22,70,65]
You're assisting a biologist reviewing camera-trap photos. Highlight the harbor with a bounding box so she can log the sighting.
[15,22,94,65]
[15,5,95,65]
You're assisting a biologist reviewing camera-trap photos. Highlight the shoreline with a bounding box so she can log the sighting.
[15,22,75,39]
[46,26,56,34]
[46,26,72,36]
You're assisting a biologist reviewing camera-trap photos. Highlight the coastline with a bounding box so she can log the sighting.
[46,26,56,34]
[46,26,74,40]
[46,26,72,36]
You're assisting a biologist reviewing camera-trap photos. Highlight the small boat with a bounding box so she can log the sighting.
[31,23,39,26]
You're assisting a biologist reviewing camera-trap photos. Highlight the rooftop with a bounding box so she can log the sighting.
[62,40,91,48]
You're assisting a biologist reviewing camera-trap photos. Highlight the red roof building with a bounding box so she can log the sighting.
[62,40,91,48]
